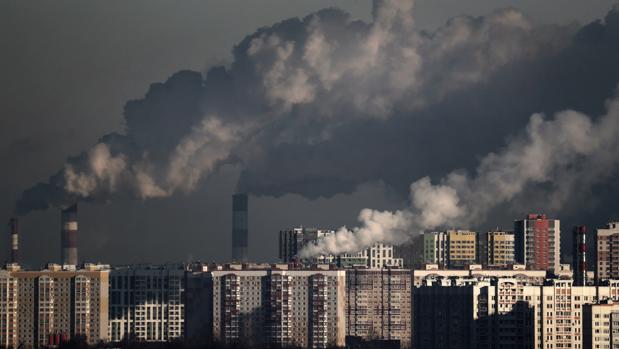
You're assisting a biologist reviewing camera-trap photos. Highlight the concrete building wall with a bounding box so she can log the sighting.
[0,264,109,348]
[514,214,561,272]
[210,267,346,349]
[597,222,619,282]
[108,265,185,342]
[346,268,412,348]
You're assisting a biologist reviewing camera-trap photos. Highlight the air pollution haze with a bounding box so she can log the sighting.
[12,0,619,259]
[300,95,619,257]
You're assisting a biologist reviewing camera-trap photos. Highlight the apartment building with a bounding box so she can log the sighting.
[0,263,109,348]
[597,222,619,282]
[514,214,561,272]
[345,268,411,348]
[477,231,515,266]
[209,264,346,348]
[582,300,619,349]
[279,227,402,268]
[108,265,185,342]
[414,277,619,349]
[423,230,477,268]
[423,232,447,267]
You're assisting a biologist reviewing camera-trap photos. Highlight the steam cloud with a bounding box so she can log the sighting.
[300,95,619,257]
[14,0,619,259]
[16,0,558,215]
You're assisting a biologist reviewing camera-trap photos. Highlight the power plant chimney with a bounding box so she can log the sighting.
[232,193,248,262]
[8,218,18,264]
[61,204,78,266]
[573,225,587,286]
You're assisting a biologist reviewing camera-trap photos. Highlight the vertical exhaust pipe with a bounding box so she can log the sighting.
[232,193,248,262]
[61,204,78,266]
[8,218,18,264]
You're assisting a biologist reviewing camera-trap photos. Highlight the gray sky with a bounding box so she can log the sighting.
[0,0,617,266]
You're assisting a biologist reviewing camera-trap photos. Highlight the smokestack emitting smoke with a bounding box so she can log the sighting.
[61,204,78,266]
[573,225,587,286]
[232,193,248,262]
[10,0,619,260]
[8,218,18,264]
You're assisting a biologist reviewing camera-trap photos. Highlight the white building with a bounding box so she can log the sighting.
[108,265,185,342]
[414,277,619,349]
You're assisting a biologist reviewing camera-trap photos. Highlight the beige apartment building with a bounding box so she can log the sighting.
[345,268,411,348]
[597,222,619,282]
[423,230,476,268]
[583,300,619,349]
[0,263,109,348]
[209,264,346,349]
[477,231,515,266]
[414,277,619,349]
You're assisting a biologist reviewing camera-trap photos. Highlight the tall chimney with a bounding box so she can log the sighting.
[8,218,18,264]
[61,204,78,266]
[573,225,587,286]
[232,193,248,262]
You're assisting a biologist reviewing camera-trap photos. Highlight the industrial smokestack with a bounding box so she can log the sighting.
[61,204,78,266]
[232,193,248,262]
[573,225,587,286]
[8,218,18,264]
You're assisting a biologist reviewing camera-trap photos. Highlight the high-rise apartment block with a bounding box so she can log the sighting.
[0,264,109,348]
[345,268,411,348]
[208,264,346,348]
[423,230,476,268]
[279,227,403,268]
[108,265,185,342]
[514,214,561,272]
[477,231,515,266]
[414,277,619,349]
[582,300,619,349]
[597,222,619,282]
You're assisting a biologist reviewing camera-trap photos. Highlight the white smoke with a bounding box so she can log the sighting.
[65,117,249,199]
[300,94,619,257]
[27,0,571,212]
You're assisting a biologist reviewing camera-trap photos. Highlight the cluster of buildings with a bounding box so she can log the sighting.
[5,195,619,349]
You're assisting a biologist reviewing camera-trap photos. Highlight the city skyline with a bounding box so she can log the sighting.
[2,0,619,266]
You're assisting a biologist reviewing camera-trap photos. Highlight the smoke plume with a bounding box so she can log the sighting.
[300,94,619,257]
[15,0,560,215]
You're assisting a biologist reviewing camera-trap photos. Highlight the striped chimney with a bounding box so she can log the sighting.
[61,204,78,266]
[8,218,18,264]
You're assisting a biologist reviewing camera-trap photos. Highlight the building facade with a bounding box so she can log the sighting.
[108,265,185,342]
[479,231,515,266]
[209,264,346,348]
[423,231,447,267]
[597,222,619,282]
[414,277,619,349]
[514,214,561,272]
[0,263,109,348]
[345,268,411,348]
[582,300,619,349]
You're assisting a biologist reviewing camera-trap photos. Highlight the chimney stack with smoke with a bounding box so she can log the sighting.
[573,225,587,286]
[232,194,248,262]
[8,218,18,264]
[61,204,78,266]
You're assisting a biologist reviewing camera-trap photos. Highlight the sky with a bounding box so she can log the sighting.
[1,0,618,267]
